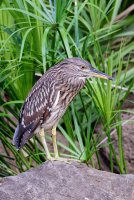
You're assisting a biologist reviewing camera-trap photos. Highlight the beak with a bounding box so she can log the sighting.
[90,68,113,80]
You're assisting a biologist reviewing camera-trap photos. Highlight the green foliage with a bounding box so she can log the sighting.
[0,0,134,176]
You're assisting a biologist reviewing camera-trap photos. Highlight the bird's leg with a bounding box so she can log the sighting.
[52,126,59,159]
[51,127,79,163]
[40,127,79,163]
[39,128,51,160]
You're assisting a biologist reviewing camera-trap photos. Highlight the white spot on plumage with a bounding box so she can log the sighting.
[52,91,60,109]
[40,91,43,101]
[50,83,56,103]
[21,117,26,127]
[43,99,47,107]
[47,107,51,112]
[34,101,36,107]
[31,102,34,111]
[37,96,39,104]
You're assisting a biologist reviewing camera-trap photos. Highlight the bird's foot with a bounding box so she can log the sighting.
[46,156,79,163]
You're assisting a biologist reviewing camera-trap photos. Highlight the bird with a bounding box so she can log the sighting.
[13,57,113,160]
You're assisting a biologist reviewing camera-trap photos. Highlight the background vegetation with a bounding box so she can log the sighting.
[0,0,134,177]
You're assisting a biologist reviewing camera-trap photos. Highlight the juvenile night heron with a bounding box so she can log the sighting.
[13,57,112,160]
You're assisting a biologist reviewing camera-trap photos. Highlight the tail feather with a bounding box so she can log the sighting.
[13,123,36,149]
[12,125,21,149]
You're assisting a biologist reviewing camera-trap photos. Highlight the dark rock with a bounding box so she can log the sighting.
[0,161,134,200]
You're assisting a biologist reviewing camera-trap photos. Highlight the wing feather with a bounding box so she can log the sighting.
[13,73,59,148]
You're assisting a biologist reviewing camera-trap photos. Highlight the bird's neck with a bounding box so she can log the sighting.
[56,72,86,92]
[67,75,86,91]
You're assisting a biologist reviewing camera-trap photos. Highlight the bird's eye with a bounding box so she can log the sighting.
[81,66,86,70]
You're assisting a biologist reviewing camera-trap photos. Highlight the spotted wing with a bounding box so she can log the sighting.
[13,77,58,149]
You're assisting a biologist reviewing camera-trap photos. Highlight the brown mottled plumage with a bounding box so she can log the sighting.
[13,57,112,153]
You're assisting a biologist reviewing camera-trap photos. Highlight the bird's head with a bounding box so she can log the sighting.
[62,57,113,81]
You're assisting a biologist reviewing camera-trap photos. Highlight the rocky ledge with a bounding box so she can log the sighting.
[0,161,134,200]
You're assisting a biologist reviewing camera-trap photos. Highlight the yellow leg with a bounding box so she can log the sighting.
[52,126,59,159]
[40,127,79,163]
[39,128,51,160]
